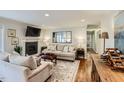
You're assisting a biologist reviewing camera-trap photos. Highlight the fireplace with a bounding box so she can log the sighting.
[25,42,38,55]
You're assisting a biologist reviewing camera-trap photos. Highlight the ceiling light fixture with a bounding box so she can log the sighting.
[81,19,85,22]
[44,13,50,17]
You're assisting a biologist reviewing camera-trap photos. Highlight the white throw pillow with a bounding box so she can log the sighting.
[9,55,37,70]
[69,46,75,52]
[57,45,64,51]
[0,52,10,62]
[47,45,56,51]
[63,46,69,52]
[51,45,56,51]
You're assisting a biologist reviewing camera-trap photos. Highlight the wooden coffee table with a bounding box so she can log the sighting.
[41,53,57,64]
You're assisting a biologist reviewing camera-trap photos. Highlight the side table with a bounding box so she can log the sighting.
[76,48,85,59]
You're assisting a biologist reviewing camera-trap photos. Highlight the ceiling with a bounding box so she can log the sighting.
[0,10,118,28]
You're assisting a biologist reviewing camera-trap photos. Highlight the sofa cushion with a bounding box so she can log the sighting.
[63,46,69,52]
[57,52,75,57]
[9,55,37,70]
[0,52,10,62]
[57,44,64,51]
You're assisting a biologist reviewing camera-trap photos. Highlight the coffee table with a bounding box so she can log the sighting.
[41,53,57,64]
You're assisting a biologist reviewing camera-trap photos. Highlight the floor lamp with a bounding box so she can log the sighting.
[101,32,109,53]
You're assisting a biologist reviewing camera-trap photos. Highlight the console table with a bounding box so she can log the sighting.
[91,54,124,82]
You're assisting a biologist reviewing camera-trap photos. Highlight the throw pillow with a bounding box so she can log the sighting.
[63,46,69,52]
[9,55,37,70]
[51,45,56,51]
[57,45,64,51]
[0,52,10,62]
[33,56,41,66]
[47,45,56,51]
[69,46,75,52]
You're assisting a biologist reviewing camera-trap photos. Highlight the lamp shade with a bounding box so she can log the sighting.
[101,32,109,39]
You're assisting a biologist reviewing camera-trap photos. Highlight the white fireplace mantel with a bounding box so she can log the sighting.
[21,38,42,56]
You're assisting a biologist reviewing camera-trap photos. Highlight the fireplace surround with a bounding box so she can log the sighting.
[25,42,38,55]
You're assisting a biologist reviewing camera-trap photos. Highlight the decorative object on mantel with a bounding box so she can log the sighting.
[14,46,22,55]
[11,37,19,45]
[101,32,109,53]
[7,29,16,37]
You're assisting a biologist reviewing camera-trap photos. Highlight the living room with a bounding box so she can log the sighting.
[0,10,124,82]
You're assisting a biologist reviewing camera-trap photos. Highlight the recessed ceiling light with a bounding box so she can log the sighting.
[44,13,50,17]
[81,19,85,22]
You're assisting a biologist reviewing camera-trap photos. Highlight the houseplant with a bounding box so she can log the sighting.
[14,46,22,55]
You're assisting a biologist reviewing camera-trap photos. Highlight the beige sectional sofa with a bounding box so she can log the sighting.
[0,52,54,82]
[43,44,76,61]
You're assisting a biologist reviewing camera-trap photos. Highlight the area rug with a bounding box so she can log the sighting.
[47,60,80,82]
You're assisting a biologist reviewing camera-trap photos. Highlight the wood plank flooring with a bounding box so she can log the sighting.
[75,59,92,82]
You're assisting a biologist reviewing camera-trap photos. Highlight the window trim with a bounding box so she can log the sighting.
[52,31,72,43]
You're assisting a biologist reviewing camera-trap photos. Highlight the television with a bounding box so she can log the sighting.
[26,26,41,37]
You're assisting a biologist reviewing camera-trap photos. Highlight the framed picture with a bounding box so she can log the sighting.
[8,29,16,37]
[11,37,19,45]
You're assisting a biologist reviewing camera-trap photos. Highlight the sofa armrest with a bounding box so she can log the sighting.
[0,60,31,82]
[28,62,53,80]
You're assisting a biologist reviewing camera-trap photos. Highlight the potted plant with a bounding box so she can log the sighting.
[14,46,22,55]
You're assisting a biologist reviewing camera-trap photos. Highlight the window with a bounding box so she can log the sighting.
[53,31,72,43]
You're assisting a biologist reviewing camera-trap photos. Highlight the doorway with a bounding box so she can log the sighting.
[87,31,95,53]
[87,24,101,53]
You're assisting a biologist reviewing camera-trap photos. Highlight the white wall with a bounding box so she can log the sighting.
[43,26,87,57]
[0,15,114,56]
[98,16,114,54]
[0,17,43,53]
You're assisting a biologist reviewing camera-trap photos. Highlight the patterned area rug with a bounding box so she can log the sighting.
[47,60,80,82]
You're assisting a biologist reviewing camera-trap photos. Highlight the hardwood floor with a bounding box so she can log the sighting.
[75,59,92,82]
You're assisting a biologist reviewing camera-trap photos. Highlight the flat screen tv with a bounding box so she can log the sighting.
[26,26,41,37]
